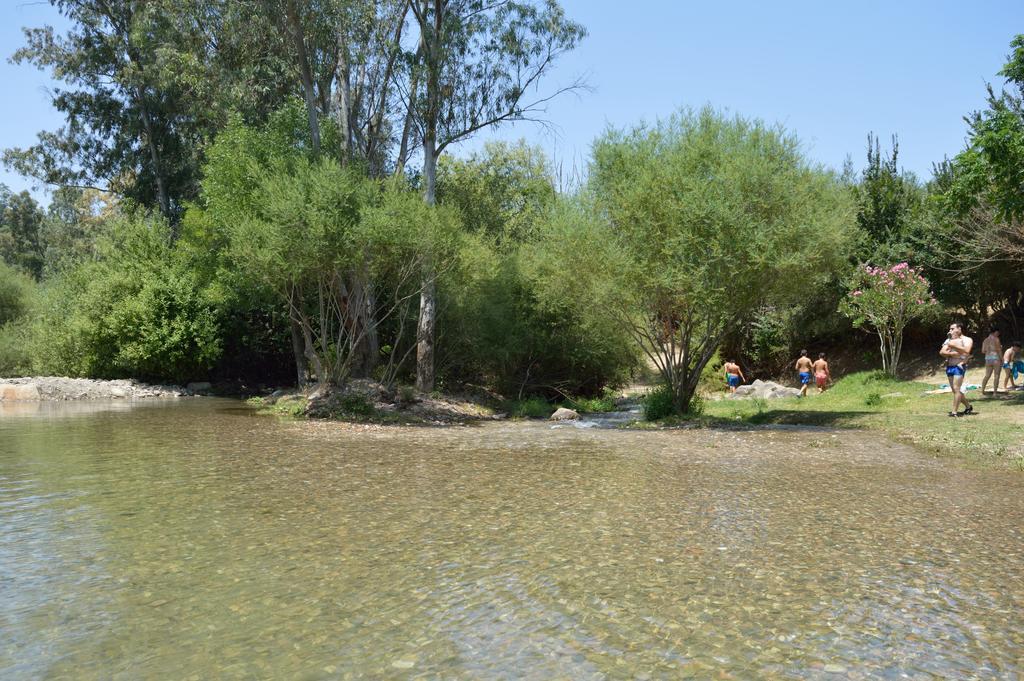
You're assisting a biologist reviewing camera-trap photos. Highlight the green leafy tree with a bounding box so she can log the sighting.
[437,140,556,246]
[195,105,458,386]
[39,187,118,278]
[914,163,1020,333]
[922,35,1024,334]
[840,263,940,376]
[946,34,1024,224]
[4,1,207,224]
[0,187,46,279]
[536,108,854,414]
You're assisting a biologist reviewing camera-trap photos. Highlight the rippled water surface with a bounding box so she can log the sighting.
[1,399,1023,679]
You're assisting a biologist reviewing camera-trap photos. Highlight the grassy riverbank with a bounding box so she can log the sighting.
[680,371,1024,468]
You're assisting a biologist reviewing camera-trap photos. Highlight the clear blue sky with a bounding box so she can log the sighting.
[1,0,1021,204]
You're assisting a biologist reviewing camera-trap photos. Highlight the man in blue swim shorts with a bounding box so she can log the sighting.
[723,359,745,393]
[940,321,974,417]
[794,350,813,398]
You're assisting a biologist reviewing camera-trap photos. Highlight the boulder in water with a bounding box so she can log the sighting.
[0,383,41,401]
[187,381,213,395]
[550,407,580,421]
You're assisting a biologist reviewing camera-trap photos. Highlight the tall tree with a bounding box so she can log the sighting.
[5,1,199,225]
[40,187,118,278]
[536,109,854,413]
[851,133,922,263]
[406,0,586,391]
[939,33,1024,269]
[0,186,46,280]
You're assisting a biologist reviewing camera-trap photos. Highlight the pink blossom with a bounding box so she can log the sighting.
[852,290,862,296]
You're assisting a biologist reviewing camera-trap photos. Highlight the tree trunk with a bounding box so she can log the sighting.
[285,2,321,154]
[135,87,172,228]
[347,267,379,378]
[333,30,352,159]
[413,0,442,392]
[395,77,418,174]
[415,133,438,392]
[415,273,436,392]
[289,286,308,387]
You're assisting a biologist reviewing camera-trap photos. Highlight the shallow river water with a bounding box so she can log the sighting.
[1,399,1023,679]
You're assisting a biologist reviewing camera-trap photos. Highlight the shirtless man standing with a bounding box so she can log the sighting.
[980,327,1002,394]
[795,350,813,398]
[812,353,831,393]
[940,322,974,417]
[723,360,746,393]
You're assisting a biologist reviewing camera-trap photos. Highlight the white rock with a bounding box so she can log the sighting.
[550,407,580,421]
[0,383,41,401]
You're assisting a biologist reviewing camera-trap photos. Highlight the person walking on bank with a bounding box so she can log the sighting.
[812,353,832,394]
[940,322,974,417]
[723,360,746,393]
[981,327,1002,394]
[795,350,813,398]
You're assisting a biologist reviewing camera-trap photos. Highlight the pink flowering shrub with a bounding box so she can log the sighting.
[840,262,940,376]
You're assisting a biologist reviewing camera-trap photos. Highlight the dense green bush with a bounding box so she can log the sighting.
[0,320,31,375]
[643,385,676,421]
[437,237,637,397]
[0,261,35,325]
[435,148,638,399]
[0,262,38,376]
[29,217,223,382]
[507,396,553,419]
[564,387,618,413]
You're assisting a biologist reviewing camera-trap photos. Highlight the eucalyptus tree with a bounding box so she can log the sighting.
[405,0,586,391]
[4,1,207,227]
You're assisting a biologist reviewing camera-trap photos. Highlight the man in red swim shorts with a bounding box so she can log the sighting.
[812,353,831,393]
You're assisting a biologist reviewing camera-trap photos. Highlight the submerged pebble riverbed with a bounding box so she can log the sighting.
[1,399,1022,679]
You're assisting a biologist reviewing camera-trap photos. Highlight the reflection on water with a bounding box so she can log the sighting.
[1,400,1022,679]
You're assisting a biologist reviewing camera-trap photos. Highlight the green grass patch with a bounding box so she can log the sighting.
[689,371,1024,466]
[503,396,554,419]
[563,388,619,413]
[252,395,307,418]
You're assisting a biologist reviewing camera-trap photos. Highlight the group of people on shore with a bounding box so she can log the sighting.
[944,324,1022,417]
[721,321,1023,418]
[722,351,831,397]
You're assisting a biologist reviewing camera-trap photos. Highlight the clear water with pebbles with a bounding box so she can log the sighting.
[1,399,1022,679]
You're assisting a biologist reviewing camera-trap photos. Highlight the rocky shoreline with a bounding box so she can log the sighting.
[254,379,506,425]
[0,377,213,401]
